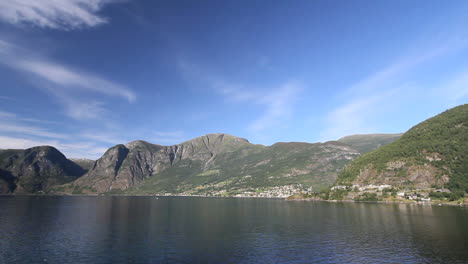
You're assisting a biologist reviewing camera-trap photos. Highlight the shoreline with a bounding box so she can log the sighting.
[2,193,467,207]
[286,197,468,207]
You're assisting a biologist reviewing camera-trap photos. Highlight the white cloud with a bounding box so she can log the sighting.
[0,111,16,118]
[0,110,122,159]
[434,70,468,105]
[0,109,59,124]
[0,135,107,159]
[60,98,108,120]
[0,96,15,101]
[16,60,136,102]
[178,59,301,133]
[0,39,135,120]
[80,132,126,145]
[320,89,400,140]
[320,36,468,141]
[0,0,118,30]
[0,109,115,158]
[151,131,186,145]
[0,111,68,139]
[0,135,55,149]
[0,122,68,139]
[248,82,301,132]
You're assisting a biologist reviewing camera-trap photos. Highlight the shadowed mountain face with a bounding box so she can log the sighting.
[0,146,86,194]
[58,134,361,195]
[338,133,402,154]
[337,104,468,192]
[69,158,95,172]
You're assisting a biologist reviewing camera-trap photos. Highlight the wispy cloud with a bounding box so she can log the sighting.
[320,88,402,140]
[178,59,302,133]
[0,40,135,102]
[0,110,67,138]
[0,111,95,157]
[0,135,55,149]
[0,111,16,118]
[0,39,135,120]
[80,132,126,145]
[151,131,186,145]
[0,96,15,101]
[214,80,302,133]
[0,109,58,124]
[0,135,107,159]
[320,42,468,141]
[433,70,468,106]
[0,122,68,139]
[16,60,136,102]
[0,0,120,30]
[248,82,301,132]
[0,110,113,158]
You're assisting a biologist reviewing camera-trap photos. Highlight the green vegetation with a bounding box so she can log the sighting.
[429,191,465,201]
[329,189,349,200]
[197,170,220,176]
[338,104,468,193]
[121,140,359,195]
[354,193,380,201]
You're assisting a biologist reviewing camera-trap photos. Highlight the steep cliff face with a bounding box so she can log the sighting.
[337,104,468,192]
[0,146,86,194]
[62,133,361,195]
[69,134,253,193]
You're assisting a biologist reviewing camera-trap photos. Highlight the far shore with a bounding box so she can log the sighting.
[286,197,468,207]
[2,193,467,207]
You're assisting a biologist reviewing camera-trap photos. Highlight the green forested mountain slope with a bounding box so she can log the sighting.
[337,104,468,192]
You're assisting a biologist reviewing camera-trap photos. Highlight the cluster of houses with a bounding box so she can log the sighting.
[331,184,392,192]
[331,184,442,202]
[166,184,312,198]
[234,184,312,198]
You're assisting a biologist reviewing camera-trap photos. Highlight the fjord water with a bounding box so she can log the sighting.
[1,196,467,264]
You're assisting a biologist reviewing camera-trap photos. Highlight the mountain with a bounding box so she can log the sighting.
[336,104,468,192]
[70,158,95,172]
[0,146,87,194]
[338,133,402,154]
[54,133,361,196]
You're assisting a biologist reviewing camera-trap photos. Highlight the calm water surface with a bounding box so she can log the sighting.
[0,196,467,264]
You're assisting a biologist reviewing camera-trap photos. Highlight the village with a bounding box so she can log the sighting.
[330,184,459,203]
[159,184,313,198]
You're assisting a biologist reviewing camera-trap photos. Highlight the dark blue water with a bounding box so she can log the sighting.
[0,196,467,264]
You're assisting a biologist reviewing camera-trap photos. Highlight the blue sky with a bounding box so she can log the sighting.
[0,0,467,159]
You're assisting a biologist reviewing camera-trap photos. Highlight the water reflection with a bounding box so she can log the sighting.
[0,196,467,264]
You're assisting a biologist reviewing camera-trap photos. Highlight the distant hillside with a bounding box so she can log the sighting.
[0,146,86,194]
[70,158,95,172]
[337,104,468,192]
[53,134,361,196]
[338,133,402,154]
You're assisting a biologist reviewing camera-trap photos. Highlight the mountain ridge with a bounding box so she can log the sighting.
[0,146,87,194]
[0,132,403,196]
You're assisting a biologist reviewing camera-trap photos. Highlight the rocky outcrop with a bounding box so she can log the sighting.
[71,134,253,193]
[0,146,86,194]
[64,133,362,195]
